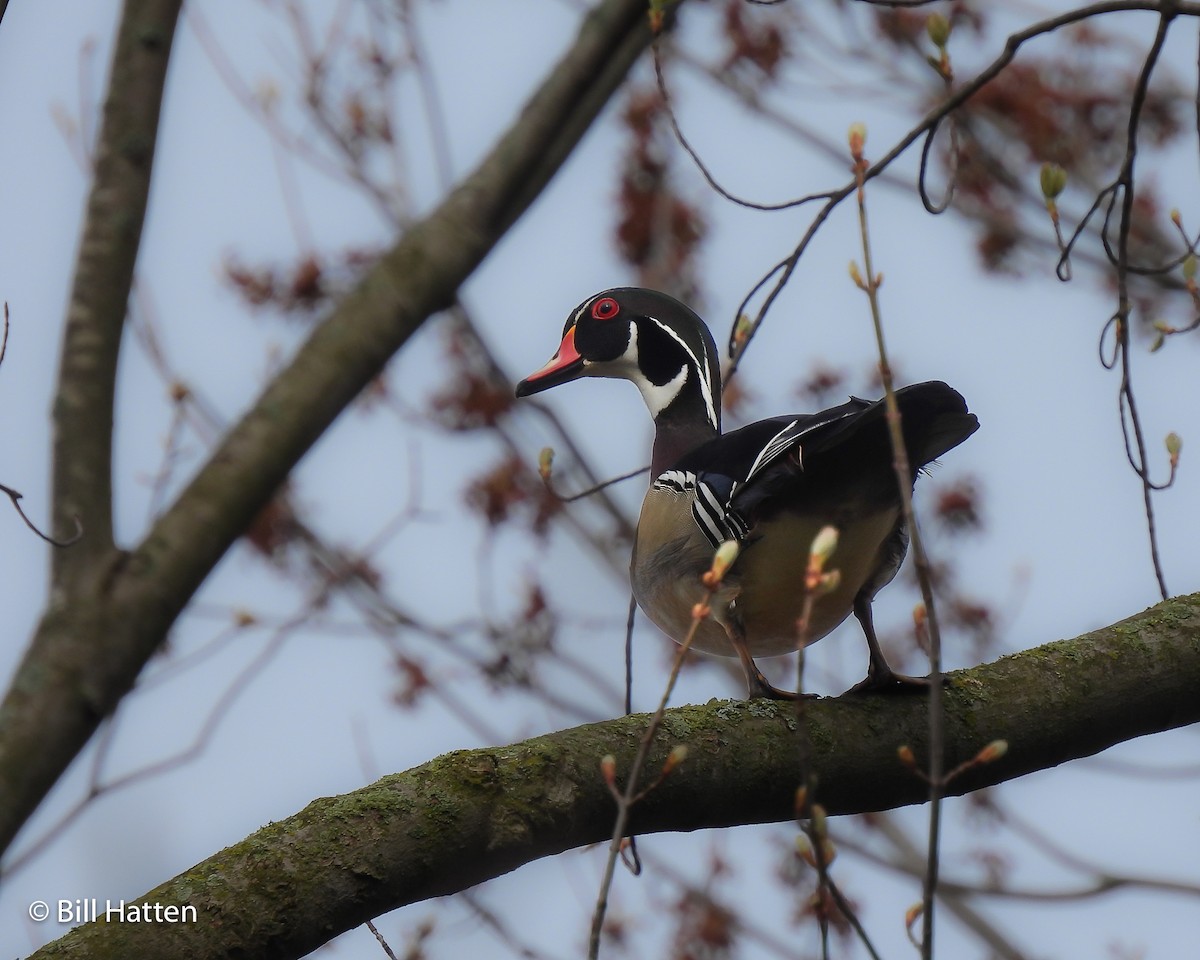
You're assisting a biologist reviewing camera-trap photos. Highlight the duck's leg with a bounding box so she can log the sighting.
[846,595,934,694]
[721,621,812,701]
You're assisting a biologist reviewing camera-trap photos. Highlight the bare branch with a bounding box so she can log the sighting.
[0,0,666,860]
[49,0,183,586]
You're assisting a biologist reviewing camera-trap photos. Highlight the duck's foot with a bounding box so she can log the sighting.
[745,666,819,701]
[726,623,819,700]
[845,668,947,695]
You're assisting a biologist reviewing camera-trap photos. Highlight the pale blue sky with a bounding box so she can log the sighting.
[1,2,1197,958]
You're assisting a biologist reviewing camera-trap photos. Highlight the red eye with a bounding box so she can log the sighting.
[591,297,620,320]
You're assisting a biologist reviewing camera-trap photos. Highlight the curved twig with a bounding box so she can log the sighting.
[718,1,1200,363]
[1108,8,1178,599]
[0,483,82,547]
[917,114,956,215]
[652,38,832,213]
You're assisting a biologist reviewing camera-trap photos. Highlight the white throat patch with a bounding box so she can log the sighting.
[581,316,719,428]
[619,324,689,419]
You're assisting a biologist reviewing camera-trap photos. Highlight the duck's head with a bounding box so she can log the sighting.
[515,287,722,436]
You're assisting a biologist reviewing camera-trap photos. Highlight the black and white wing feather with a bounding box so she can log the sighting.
[659,399,870,548]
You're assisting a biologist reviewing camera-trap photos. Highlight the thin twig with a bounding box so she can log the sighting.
[917,40,958,215]
[723,1,1200,370]
[588,610,705,958]
[0,302,9,368]
[0,483,83,547]
[1109,10,1178,599]
[652,40,830,212]
[365,920,400,960]
[849,129,945,960]
[624,591,637,715]
[588,543,737,959]
[545,465,647,503]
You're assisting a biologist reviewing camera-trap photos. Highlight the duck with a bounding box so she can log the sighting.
[515,287,978,699]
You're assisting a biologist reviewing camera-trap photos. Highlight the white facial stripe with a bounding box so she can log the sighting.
[644,316,719,429]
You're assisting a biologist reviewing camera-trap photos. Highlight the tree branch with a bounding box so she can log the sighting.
[50,0,183,581]
[0,0,184,862]
[29,593,1200,960]
[0,0,662,860]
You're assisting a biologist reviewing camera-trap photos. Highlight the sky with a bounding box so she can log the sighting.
[0,1,1198,958]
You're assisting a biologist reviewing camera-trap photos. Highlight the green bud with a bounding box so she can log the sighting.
[926,13,951,48]
[1039,162,1068,201]
[810,525,839,564]
[710,540,740,582]
[733,314,753,348]
[976,740,1008,764]
[1183,254,1196,282]
[811,803,828,838]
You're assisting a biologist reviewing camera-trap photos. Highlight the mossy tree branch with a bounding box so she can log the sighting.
[0,0,663,860]
[29,594,1200,960]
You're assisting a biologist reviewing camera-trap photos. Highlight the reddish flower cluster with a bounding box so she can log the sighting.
[464,454,561,536]
[614,88,706,299]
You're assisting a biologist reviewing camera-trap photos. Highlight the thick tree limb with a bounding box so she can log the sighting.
[0,0,660,859]
[0,0,184,859]
[51,0,183,581]
[29,595,1200,960]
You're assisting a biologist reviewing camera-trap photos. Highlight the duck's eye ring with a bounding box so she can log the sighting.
[591,297,620,320]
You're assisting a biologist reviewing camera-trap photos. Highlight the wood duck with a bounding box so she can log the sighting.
[515,287,978,699]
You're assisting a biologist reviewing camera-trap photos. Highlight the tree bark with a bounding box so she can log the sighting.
[0,0,184,857]
[0,0,661,859]
[28,593,1200,960]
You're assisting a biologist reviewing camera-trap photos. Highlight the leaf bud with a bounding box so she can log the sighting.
[709,540,740,584]
[1039,162,1068,201]
[810,803,828,838]
[810,526,839,566]
[848,260,866,289]
[795,833,837,868]
[905,903,924,945]
[663,744,689,774]
[817,569,841,595]
[794,785,808,815]
[847,122,867,161]
[1166,432,1182,468]
[975,739,1008,764]
[926,12,951,48]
